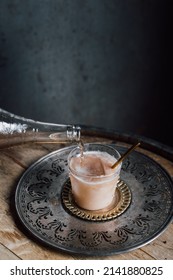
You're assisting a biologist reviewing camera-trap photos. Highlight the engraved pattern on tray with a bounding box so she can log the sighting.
[15,145,173,256]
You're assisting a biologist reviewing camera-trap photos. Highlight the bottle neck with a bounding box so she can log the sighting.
[0,108,81,148]
[49,125,81,142]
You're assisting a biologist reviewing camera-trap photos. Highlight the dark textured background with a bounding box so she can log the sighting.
[0,0,172,147]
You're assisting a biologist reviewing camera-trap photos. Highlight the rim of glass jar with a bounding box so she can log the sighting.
[68,143,122,180]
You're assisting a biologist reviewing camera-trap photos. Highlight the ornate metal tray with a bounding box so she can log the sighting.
[15,145,173,256]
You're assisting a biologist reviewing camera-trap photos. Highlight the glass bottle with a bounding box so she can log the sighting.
[0,108,81,149]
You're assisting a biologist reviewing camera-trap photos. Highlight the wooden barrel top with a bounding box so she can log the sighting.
[0,128,172,260]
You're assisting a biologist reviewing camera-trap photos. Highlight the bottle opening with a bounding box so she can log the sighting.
[67,125,81,141]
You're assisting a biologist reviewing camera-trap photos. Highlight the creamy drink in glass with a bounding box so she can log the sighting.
[68,143,122,211]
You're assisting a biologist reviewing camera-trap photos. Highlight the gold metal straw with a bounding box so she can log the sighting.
[111,142,141,169]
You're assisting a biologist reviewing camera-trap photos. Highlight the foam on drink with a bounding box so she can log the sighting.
[70,151,115,177]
